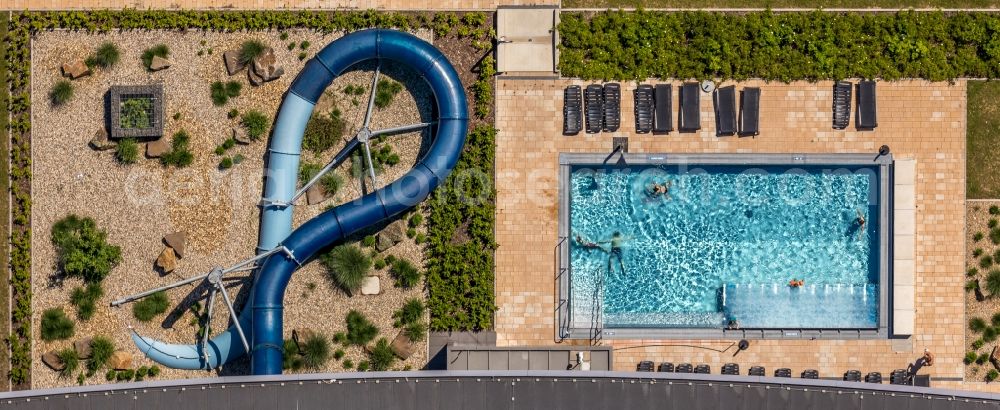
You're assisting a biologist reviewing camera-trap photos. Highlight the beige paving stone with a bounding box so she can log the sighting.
[494,79,975,389]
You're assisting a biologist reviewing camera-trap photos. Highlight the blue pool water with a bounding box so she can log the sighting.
[569,164,880,329]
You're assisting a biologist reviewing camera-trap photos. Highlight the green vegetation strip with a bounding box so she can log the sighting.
[967,81,1000,199]
[425,125,497,331]
[558,10,1000,81]
[5,10,497,384]
[0,11,11,391]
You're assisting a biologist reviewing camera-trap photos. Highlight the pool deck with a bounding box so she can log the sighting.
[494,79,974,388]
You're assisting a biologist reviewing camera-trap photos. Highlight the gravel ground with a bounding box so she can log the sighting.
[965,201,1000,381]
[31,29,434,388]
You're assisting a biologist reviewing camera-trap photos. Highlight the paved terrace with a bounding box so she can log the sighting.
[494,79,972,388]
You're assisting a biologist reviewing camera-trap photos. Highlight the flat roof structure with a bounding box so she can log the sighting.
[496,7,557,74]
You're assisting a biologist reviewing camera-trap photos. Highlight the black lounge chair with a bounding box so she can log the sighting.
[675,363,693,373]
[865,372,883,384]
[634,85,654,133]
[738,87,760,137]
[774,368,792,378]
[856,80,877,130]
[833,81,852,130]
[843,370,862,382]
[584,84,604,134]
[694,364,711,374]
[721,363,740,375]
[679,82,701,132]
[713,85,737,136]
[637,360,655,372]
[602,83,621,132]
[563,85,582,136]
[890,369,911,385]
[749,366,766,376]
[653,84,673,134]
[800,369,819,379]
[657,362,674,372]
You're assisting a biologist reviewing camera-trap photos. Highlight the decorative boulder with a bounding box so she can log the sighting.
[992,345,1000,371]
[109,351,133,370]
[232,126,251,145]
[156,247,177,273]
[361,276,380,296]
[42,351,66,371]
[247,66,265,86]
[89,128,115,151]
[306,185,327,205]
[163,231,186,259]
[146,138,170,158]
[249,47,283,84]
[74,337,94,359]
[149,56,171,71]
[376,220,407,252]
[292,328,316,354]
[61,59,91,79]
[223,50,246,76]
[390,331,414,360]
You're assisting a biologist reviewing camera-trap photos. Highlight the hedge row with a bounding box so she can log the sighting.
[558,10,1000,81]
[425,125,497,331]
[5,10,497,383]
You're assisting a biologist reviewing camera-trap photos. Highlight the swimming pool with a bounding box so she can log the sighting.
[559,153,890,337]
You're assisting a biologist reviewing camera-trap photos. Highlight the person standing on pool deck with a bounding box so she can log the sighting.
[599,231,631,273]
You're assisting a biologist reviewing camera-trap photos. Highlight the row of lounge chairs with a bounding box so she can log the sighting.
[636,362,924,386]
[833,80,878,130]
[563,84,622,135]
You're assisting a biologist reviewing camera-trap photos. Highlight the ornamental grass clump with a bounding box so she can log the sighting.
[115,138,139,165]
[133,291,170,322]
[50,80,74,105]
[390,258,422,288]
[41,308,75,341]
[141,44,169,69]
[51,214,122,283]
[321,245,371,294]
[241,110,270,140]
[346,310,378,346]
[69,282,104,321]
[301,334,331,369]
[369,337,395,371]
[239,40,266,65]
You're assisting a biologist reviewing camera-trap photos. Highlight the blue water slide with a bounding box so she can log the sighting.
[130,29,468,373]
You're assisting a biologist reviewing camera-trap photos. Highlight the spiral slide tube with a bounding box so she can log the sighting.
[130,29,468,373]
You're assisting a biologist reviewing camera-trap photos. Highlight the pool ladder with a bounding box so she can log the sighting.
[589,267,605,346]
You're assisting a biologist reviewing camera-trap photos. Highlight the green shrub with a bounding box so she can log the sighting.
[87,42,120,69]
[415,233,426,245]
[161,130,195,167]
[988,269,1000,296]
[115,138,139,165]
[974,232,984,242]
[985,327,999,342]
[57,348,79,378]
[320,173,344,195]
[225,81,242,97]
[970,268,981,277]
[214,146,225,156]
[141,44,169,69]
[287,42,296,51]
[373,258,386,270]
[972,317,989,332]
[149,365,161,377]
[369,337,395,371]
[374,79,402,109]
[968,279,981,291]
[390,258,421,288]
[346,310,378,346]
[993,249,1000,265]
[210,81,241,106]
[223,138,236,150]
[105,369,116,381]
[301,333,331,369]
[982,255,994,269]
[241,110,270,140]
[51,214,122,283]
[966,351,979,365]
[974,339,986,349]
[992,205,1000,215]
[357,360,370,371]
[133,291,170,322]
[70,282,103,321]
[321,245,371,294]
[299,40,311,50]
[989,369,999,382]
[333,332,346,344]
[409,214,423,228]
[135,366,147,381]
[406,228,416,239]
[992,219,999,229]
[991,228,1000,245]
[279,32,288,40]
[363,235,376,248]
[393,298,425,327]
[974,248,985,258]
[219,157,234,170]
[992,313,1000,327]
[87,336,115,373]
[405,321,427,342]
[344,85,366,96]
[303,109,346,154]
[233,154,245,164]
[979,352,991,365]
[283,338,303,371]
[239,40,266,65]
[343,359,354,369]
[298,52,308,61]
[228,108,239,119]
[50,80,74,105]
[333,349,345,360]
[41,308,75,341]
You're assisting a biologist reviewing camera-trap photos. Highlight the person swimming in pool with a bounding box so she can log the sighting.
[855,209,866,240]
[599,231,631,272]
[645,180,673,199]
[574,234,607,252]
